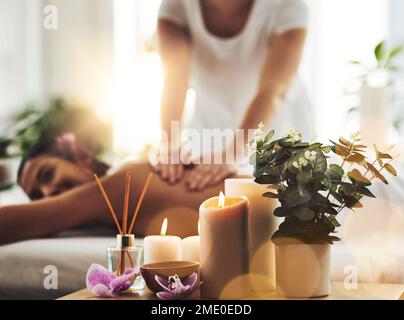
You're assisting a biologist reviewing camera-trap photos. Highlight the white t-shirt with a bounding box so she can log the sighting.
[159,0,314,139]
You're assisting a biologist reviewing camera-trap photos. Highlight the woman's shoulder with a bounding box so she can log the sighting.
[158,0,190,28]
[260,0,309,35]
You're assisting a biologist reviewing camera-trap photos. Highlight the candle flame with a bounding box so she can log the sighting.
[218,191,225,208]
[160,218,168,236]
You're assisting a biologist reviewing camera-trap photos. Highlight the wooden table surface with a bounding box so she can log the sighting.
[60,282,404,300]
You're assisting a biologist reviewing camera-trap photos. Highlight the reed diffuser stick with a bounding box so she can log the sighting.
[120,172,132,275]
[128,173,153,234]
[123,172,132,234]
[94,174,123,235]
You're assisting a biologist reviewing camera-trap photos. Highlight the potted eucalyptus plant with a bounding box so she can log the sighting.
[251,127,397,298]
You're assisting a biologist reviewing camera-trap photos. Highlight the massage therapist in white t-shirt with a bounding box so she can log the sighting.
[151,0,314,191]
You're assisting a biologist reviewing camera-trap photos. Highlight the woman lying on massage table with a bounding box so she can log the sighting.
[0,135,228,245]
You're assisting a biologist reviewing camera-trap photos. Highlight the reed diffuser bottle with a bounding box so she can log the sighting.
[94,171,153,293]
[107,234,144,291]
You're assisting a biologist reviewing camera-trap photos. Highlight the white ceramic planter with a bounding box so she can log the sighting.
[275,244,331,298]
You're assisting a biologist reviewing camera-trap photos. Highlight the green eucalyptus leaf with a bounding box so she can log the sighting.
[278,138,293,147]
[312,152,327,173]
[323,206,338,215]
[327,215,341,228]
[271,230,298,245]
[254,164,271,177]
[264,130,275,143]
[329,164,345,176]
[340,183,357,196]
[254,175,281,185]
[308,143,323,150]
[293,142,310,148]
[272,149,292,166]
[340,192,362,208]
[330,191,343,204]
[293,207,315,221]
[296,170,312,184]
[326,169,342,182]
[274,207,288,217]
[321,146,332,154]
[310,193,331,206]
[312,172,327,180]
[359,186,376,198]
[284,187,312,207]
[263,192,279,199]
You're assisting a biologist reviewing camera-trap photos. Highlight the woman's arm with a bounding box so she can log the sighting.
[240,29,307,135]
[0,163,222,245]
[0,170,128,245]
[154,19,191,184]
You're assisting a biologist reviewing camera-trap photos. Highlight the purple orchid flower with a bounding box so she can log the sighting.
[154,273,198,300]
[86,263,139,298]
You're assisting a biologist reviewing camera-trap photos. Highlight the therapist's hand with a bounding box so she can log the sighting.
[149,147,188,185]
[185,163,236,191]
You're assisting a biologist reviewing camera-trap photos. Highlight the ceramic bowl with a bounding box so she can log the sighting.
[140,261,200,293]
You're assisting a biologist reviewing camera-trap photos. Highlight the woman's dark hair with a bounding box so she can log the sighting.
[17,136,110,185]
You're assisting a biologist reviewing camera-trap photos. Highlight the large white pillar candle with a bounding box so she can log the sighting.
[225,178,278,291]
[143,218,182,264]
[199,192,249,299]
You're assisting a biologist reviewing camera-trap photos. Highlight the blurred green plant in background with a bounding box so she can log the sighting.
[0,97,112,159]
[346,41,404,132]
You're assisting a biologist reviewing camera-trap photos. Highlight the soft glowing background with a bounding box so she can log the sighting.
[0,0,403,158]
[0,0,403,287]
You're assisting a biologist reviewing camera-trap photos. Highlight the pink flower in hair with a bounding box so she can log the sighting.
[56,133,77,158]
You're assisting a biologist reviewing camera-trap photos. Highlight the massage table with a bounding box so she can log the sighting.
[0,173,403,299]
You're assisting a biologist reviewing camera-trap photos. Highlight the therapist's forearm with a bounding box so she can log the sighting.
[158,20,191,147]
[240,29,307,140]
[160,73,188,146]
[240,91,279,134]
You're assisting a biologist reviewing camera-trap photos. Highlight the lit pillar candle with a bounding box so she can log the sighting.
[199,192,249,299]
[182,221,200,262]
[225,179,278,291]
[144,218,182,264]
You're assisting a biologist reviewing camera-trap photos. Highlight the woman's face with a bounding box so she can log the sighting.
[20,156,94,200]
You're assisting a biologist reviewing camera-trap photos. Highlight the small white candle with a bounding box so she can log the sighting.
[144,218,182,264]
[182,221,200,262]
